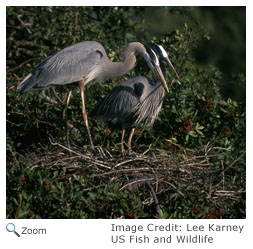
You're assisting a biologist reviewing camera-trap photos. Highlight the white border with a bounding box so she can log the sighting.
[1,1,251,249]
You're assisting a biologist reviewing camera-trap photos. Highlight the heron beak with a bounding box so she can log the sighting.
[165,57,179,79]
[143,47,170,94]
[153,64,170,94]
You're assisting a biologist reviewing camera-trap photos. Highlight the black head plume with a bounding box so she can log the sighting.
[152,45,168,59]
[144,45,159,66]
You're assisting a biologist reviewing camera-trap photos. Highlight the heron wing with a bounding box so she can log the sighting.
[17,41,107,92]
[92,77,145,128]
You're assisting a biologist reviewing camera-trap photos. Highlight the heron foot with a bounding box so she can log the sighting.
[121,145,126,156]
[120,145,133,156]
[127,128,134,155]
[127,141,132,155]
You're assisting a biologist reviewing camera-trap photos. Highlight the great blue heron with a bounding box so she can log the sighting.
[17,41,167,151]
[91,45,179,154]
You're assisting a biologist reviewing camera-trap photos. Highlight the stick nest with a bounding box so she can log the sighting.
[21,139,245,218]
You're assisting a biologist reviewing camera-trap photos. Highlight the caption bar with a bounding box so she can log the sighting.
[110,223,244,244]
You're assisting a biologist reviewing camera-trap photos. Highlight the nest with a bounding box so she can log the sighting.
[22,139,245,218]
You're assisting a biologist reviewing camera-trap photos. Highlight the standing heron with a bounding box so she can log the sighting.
[17,41,167,151]
[91,45,179,154]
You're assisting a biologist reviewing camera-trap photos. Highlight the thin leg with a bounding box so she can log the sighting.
[127,128,135,154]
[121,129,126,155]
[63,89,72,149]
[79,80,95,151]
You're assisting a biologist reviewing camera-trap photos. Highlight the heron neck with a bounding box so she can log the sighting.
[102,57,136,80]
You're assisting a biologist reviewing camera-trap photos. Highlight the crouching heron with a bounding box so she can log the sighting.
[92,45,179,154]
[17,41,167,151]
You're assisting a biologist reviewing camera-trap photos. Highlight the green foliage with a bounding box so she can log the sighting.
[159,182,245,219]
[7,7,245,218]
[7,161,147,218]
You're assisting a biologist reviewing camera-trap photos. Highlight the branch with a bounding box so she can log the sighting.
[17,14,32,34]
[114,157,147,168]
[49,138,111,169]
[42,90,59,104]
[146,182,163,219]
[8,58,36,72]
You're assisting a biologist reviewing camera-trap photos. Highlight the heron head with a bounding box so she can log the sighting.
[152,45,180,79]
[144,45,170,94]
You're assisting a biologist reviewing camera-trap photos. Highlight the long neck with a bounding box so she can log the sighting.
[98,42,147,81]
[100,55,136,80]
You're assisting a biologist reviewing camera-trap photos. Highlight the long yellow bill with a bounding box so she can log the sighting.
[165,57,180,79]
[154,64,170,94]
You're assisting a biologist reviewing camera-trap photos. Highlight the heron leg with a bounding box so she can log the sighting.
[127,128,135,154]
[121,129,126,155]
[79,80,95,152]
[63,89,72,149]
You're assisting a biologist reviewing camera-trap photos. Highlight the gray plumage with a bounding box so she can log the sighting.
[17,41,156,93]
[91,45,179,154]
[92,75,165,129]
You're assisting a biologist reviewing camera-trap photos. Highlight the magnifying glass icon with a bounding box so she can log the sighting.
[6,223,20,237]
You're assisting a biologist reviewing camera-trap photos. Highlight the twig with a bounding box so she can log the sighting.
[120,178,154,191]
[49,138,111,169]
[163,180,185,197]
[223,151,246,173]
[215,190,245,194]
[48,156,80,166]
[180,162,213,167]
[114,157,147,168]
[146,182,163,219]
[97,146,106,158]
[104,148,113,158]
[142,143,153,155]
[42,90,58,104]
[17,15,32,34]
[51,88,65,104]
[8,58,36,72]
[91,167,152,177]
